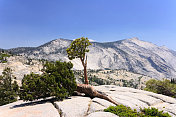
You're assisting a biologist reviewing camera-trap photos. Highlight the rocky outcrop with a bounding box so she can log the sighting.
[54,97,91,117]
[1,85,176,117]
[0,56,43,84]
[8,38,176,79]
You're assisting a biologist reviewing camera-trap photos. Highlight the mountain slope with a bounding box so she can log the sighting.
[8,37,176,79]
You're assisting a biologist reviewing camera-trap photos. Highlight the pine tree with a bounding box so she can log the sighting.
[66,37,120,106]
[20,61,77,101]
[0,68,19,106]
[66,37,92,84]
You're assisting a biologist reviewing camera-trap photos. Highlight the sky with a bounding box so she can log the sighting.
[0,0,176,50]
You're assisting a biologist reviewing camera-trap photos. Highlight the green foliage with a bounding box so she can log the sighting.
[0,68,19,106]
[20,61,77,101]
[44,61,77,95]
[88,75,110,85]
[104,105,171,117]
[75,69,144,88]
[0,52,11,63]
[122,79,138,89]
[144,79,176,98]
[104,105,139,117]
[142,107,171,117]
[66,37,92,60]
[171,78,176,84]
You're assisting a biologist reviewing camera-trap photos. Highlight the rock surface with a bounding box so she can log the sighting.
[54,97,91,117]
[87,112,117,117]
[0,100,60,117]
[1,85,176,117]
[94,85,176,116]
[0,56,43,85]
[53,85,176,117]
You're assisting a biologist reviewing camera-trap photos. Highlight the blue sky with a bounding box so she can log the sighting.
[0,0,176,50]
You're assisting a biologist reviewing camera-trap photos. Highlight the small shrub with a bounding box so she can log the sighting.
[142,107,171,117]
[104,105,171,117]
[144,79,176,98]
[104,105,139,117]
[0,52,11,63]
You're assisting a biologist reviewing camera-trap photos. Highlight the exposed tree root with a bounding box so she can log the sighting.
[76,84,120,105]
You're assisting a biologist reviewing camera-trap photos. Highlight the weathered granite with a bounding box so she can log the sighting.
[88,97,115,114]
[1,85,176,117]
[0,100,60,117]
[94,85,176,116]
[87,112,118,117]
[54,96,91,117]
[92,97,116,108]
[88,101,105,114]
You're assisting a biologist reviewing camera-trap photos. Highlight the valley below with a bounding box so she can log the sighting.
[0,54,152,89]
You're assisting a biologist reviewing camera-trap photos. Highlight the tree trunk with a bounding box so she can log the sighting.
[84,66,88,85]
[76,84,120,106]
[80,56,89,85]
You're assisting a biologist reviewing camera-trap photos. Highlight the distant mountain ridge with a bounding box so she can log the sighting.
[6,37,176,79]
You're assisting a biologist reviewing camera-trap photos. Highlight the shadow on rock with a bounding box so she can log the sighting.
[10,98,58,109]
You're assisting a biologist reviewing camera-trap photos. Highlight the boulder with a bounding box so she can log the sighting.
[87,112,118,117]
[54,96,91,117]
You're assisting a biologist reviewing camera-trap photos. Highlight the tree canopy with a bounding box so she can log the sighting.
[66,37,92,84]
[66,37,91,60]
[20,61,77,101]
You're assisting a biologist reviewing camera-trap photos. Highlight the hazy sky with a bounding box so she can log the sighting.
[0,0,176,50]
